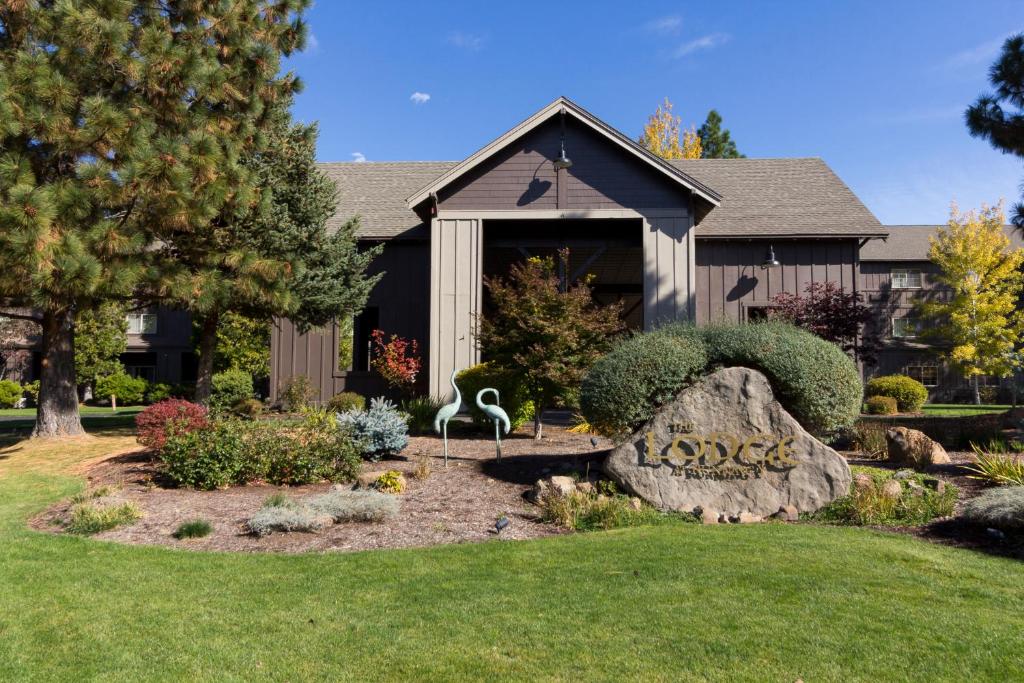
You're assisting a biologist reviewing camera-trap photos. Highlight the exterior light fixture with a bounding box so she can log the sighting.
[761,244,781,269]
[553,111,573,170]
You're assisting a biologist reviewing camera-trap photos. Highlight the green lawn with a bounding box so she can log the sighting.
[921,404,1011,417]
[0,433,1021,681]
[0,405,145,418]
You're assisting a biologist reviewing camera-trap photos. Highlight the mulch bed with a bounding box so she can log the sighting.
[32,427,612,553]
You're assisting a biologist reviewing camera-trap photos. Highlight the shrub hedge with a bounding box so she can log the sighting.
[865,374,929,413]
[135,399,209,450]
[0,379,22,408]
[326,391,365,414]
[95,372,148,405]
[456,362,535,431]
[864,395,898,416]
[210,369,253,412]
[580,321,862,437]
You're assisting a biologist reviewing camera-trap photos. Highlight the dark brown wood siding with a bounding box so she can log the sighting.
[694,239,859,324]
[438,117,691,211]
[270,241,431,403]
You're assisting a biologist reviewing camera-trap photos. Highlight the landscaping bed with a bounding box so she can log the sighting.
[33,427,612,553]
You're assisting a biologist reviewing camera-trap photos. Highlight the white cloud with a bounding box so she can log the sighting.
[944,36,1006,69]
[644,15,682,35]
[305,32,320,54]
[447,31,485,51]
[673,33,730,58]
[410,91,431,105]
[351,152,367,163]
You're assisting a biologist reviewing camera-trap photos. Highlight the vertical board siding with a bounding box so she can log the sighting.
[429,217,482,399]
[642,215,694,328]
[270,242,430,404]
[694,239,860,324]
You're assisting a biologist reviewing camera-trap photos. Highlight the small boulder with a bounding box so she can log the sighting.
[700,508,720,525]
[893,469,915,480]
[356,470,387,490]
[885,427,951,468]
[906,481,925,497]
[880,479,903,499]
[549,476,577,497]
[923,477,946,494]
[738,512,762,524]
[772,505,799,522]
[718,513,730,524]
[576,482,595,495]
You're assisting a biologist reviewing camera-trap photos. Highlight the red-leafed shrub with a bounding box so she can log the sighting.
[370,329,421,393]
[136,399,209,450]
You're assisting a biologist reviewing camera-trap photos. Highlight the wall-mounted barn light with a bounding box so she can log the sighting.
[761,244,781,269]
[553,111,573,170]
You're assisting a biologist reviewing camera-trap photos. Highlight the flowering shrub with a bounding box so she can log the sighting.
[135,399,209,450]
[336,397,408,460]
[370,329,421,393]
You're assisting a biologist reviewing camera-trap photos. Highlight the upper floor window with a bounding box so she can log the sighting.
[891,317,920,339]
[891,269,922,289]
[126,312,158,335]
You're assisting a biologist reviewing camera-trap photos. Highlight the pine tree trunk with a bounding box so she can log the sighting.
[973,376,981,406]
[33,309,84,438]
[533,400,543,440]
[194,311,219,406]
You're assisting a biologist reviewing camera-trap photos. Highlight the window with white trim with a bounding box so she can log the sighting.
[905,365,938,387]
[126,312,158,335]
[892,317,919,339]
[891,269,923,289]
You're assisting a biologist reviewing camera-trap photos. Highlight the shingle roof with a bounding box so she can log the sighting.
[320,157,885,240]
[860,224,1024,261]
[672,158,885,238]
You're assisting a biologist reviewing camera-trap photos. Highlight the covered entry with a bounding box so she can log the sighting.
[406,98,720,397]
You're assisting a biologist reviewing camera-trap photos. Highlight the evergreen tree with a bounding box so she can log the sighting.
[0,1,310,436]
[918,204,1024,404]
[697,110,745,159]
[966,34,1024,227]
[74,303,128,398]
[163,104,382,404]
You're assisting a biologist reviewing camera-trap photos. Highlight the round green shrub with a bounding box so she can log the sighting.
[326,391,365,414]
[457,362,535,431]
[700,321,862,434]
[580,328,708,437]
[146,382,173,404]
[960,486,1024,530]
[22,380,39,406]
[0,379,23,408]
[864,395,898,415]
[210,368,253,412]
[231,397,265,418]
[94,372,148,406]
[865,374,929,413]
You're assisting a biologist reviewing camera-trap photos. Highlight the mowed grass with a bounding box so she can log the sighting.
[921,404,1010,417]
[0,434,1022,681]
[0,405,146,418]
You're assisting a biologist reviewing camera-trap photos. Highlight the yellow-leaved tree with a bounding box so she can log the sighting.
[919,203,1024,404]
[638,97,702,159]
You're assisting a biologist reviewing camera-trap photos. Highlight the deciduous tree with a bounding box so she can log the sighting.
[74,303,128,398]
[918,204,1024,404]
[211,312,271,380]
[477,251,625,439]
[639,98,702,160]
[697,110,745,159]
[966,34,1024,228]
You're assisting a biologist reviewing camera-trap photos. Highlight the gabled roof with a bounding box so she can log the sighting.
[404,96,722,209]
[672,158,887,239]
[860,224,1024,261]
[319,158,888,240]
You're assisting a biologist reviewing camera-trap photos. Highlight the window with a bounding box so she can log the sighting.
[905,365,938,387]
[340,307,378,372]
[126,312,158,335]
[892,317,919,339]
[891,269,923,289]
[121,352,157,382]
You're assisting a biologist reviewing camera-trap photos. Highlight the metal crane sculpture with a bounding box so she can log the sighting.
[433,369,462,467]
[476,388,511,461]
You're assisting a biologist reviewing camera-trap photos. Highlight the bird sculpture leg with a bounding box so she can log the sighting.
[494,419,502,461]
[442,421,449,467]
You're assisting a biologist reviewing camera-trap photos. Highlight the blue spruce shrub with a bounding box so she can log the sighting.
[336,397,409,461]
[580,326,708,437]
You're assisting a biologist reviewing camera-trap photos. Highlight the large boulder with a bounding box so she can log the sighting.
[884,427,950,468]
[604,367,851,517]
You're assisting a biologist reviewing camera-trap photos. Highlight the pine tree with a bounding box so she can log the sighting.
[918,204,1024,404]
[966,34,1024,227]
[0,2,310,437]
[697,110,745,159]
[163,103,381,404]
[639,98,702,159]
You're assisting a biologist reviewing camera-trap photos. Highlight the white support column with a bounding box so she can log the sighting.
[642,214,695,330]
[429,217,483,399]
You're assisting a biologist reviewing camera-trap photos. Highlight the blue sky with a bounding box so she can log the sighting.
[285,1,1023,224]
